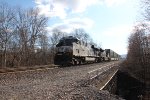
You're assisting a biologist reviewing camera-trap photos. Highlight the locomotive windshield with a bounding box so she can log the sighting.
[56,38,79,47]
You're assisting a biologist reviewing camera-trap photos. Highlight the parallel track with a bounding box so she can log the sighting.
[0,65,59,74]
[0,61,119,74]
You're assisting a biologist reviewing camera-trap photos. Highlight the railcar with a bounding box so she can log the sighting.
[105,49,120,61]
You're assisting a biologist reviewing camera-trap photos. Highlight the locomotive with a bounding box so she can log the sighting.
[54,36,119,66]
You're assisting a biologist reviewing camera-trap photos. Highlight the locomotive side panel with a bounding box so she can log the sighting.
[72,42,88,57]
[72,42,97,62]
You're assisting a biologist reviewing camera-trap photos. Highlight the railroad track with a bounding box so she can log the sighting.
[0,61,120,74]
[87,62,120,79]
[0,63,92,74]
[0,63,95,74]
[87,63,115,79]
[0,65,59,74]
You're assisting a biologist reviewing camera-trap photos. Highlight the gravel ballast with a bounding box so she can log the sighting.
[0,61,123,100]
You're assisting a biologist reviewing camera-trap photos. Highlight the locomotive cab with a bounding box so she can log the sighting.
[56,36,79,47]
[54,36,79,65]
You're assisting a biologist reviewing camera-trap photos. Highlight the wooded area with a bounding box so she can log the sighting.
[121,0,150,98]
[124,24,150,81]
[0,2,96,68]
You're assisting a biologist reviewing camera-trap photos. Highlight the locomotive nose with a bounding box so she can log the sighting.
[63,48,68,52]
[58,46,72,53]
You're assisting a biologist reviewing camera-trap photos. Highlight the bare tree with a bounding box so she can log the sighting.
[14,8,48,66]
[141,1,150,98]
[36,32,50,65]
[126,25,145,74]
[71,28,93,44]
[50,29,65,46]
[143,0,150,21]
[0,2,49,67]
[71,28,86,40]
[0,1,51,67]
[124,23,150,89]
[0,2,16,67]
[121,1,150,97]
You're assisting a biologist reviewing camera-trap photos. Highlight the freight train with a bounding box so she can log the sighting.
[54,36,120,66]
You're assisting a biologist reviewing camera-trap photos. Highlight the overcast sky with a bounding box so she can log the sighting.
[3,0,141,54]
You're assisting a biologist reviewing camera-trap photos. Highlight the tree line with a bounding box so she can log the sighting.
[121,0,150,88]
[123,24,150,80]
[0,2,97,68]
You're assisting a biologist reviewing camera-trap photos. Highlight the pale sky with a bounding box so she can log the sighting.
[3,0,141,55]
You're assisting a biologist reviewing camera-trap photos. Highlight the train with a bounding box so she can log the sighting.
[54,36,120,66]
